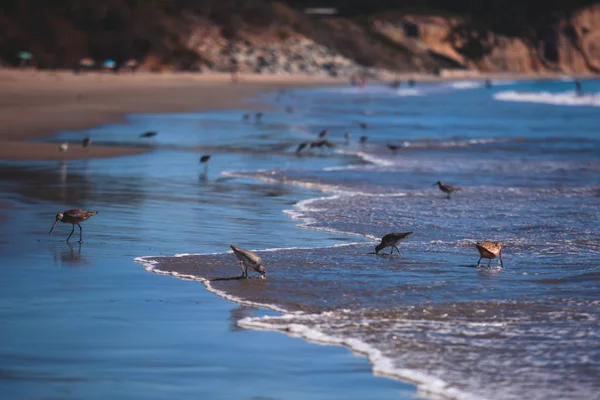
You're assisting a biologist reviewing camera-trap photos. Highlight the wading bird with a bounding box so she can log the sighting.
[375,232,413,255]
[49,209,98,242]
[242,113,251,121]
[387,144,402,152]
[359,136,368,145]
[296,142,309,154]
[434,181,462,199]
[200,155,211,173]
[230,245,266,279]
[475,241,504,268]
[82,137,91,148]
[140,131,157,138]
[344,132,351,145]
[255,112,263,122]
[59,142,68,152]
[318,129,329,138]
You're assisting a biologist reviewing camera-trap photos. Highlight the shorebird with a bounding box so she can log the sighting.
[434,181,462,199]
[354,120,369,129]
[255,112,263,122]
[318,129,329,138]
[359,136,368,145]
[82,137,91,148]
[575,80,583,97]
[49,208,98,242]
[387,144,402,152]
[475,241,504,268]
[310,139,335,149]
[140,131,157,138]
[58,142,69,152]
[230,245,266,279]
[344,132,351,145]
[242,113,251,121]
[408,79,416,87]
[375,232,413,255]
[200,155,211,173]
[296,142,309,153]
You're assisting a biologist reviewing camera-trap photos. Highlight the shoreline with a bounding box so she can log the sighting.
[0,69,345,161]
[1,68,594,161]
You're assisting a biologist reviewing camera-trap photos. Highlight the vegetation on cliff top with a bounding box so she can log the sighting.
[0,0,596,69]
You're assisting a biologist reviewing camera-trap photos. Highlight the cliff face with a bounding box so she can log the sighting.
[1,0,599,76]
[371,4,600,74]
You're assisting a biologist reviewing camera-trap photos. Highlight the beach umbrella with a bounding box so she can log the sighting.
[103,59,116,69]
[80,58,95,67]
[17,51,33,60]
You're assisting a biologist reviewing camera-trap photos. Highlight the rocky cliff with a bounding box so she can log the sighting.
[1,0,598,76]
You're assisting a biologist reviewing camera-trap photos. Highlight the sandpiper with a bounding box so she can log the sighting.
[82,137,92,148]
[318,129,329,138]
[375,232,413,255]
[296,142,309,153]
[355,120,368,129]
[49,209,98,242]
[140,131,157,138]
[242,113,250,120]
[359,136,368,145]
[387,144,402,152]
[230,245,266,279]
[200,155,211,173]
[255,112,263,122]
[59,142,69,152]
[434,181,462,199]
[344,132,351,145]
[475,241,504,268]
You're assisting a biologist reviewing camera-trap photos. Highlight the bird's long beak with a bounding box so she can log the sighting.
[49,220,58,234]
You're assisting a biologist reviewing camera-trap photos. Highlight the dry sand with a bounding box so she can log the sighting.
[0,69,344,161]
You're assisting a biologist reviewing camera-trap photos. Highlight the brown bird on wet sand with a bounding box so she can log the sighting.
[230,245,266,279]
[49,209,98,242]
[82,137,92,148]
[375,232,413,255]
[475,241,504,268]
[434,181,462,199]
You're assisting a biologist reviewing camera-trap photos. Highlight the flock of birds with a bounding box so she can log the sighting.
[49,89,505,279]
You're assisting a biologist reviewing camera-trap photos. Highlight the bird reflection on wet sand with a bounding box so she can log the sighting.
[228,305,259,332]
[52,242,88,267]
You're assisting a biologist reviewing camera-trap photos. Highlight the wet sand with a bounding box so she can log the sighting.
[0,69,344,161]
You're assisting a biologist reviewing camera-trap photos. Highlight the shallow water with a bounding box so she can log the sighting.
[2,78,600,400]
[137,79,599,400]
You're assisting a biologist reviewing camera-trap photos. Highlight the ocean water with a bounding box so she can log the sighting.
[2,78,599,400]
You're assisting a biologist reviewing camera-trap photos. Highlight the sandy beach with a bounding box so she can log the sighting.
[0,69,344,160]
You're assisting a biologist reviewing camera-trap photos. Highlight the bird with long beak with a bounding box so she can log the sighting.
[475,241,504,268]
[230,245,266,279]
[375,232,413,255]
[434,181,462,199]
[49,209,98,242]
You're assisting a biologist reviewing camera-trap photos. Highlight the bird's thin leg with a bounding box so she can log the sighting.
[244,265,248,279]
[476,257,482,267]
[394,246,401,254]
[389,246,394,255]
[66,225,75,242]
[77,223,83,243]
[488,259,492,268]
[499,251,504,268]
[204,164,208,174]
[239,261,245,277]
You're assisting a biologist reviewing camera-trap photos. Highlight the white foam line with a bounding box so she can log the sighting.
[494,90,600,107]
[239,315,473,400]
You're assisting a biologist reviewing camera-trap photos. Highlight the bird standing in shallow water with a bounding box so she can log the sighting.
[359,136,368,145]
[230,245,266,279]
[375,232,413,255]
[49,209,98,242]
[200,155,211,173]
[296,142,309,154]
[82,137,91,148]
[434,181,462,199]
[344,132,351,145]
[140,131,157,138]
[475,241,503,268]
